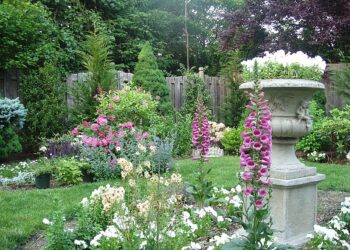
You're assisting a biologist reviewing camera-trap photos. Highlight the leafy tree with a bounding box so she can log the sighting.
[220,51,246,127]
[0,0,62,70]
[222,0,350,62]
[70,27,117,123]
[132,42,173,115]
[19,62,68,149]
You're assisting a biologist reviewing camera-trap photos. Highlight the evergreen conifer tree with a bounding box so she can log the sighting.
[180,68,211,118]
[132,42,173,114]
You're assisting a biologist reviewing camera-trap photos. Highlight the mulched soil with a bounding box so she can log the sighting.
[17,190,350,250]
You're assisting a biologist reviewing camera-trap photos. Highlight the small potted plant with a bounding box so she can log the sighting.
[79,162,95,183]
[32,158,54,189]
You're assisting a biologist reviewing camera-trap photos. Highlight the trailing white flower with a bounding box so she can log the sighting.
[74,240,88,249]
[42,218,53,225]
[314,224,339,243]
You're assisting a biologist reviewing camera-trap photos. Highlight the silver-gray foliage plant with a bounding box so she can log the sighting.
[0,97,27,129]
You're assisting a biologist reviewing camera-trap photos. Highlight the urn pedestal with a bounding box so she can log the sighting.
[240,79,325,247]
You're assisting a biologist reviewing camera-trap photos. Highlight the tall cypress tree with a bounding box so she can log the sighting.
[132,42,173,115]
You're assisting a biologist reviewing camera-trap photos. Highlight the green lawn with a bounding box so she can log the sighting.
[0,156,349,249]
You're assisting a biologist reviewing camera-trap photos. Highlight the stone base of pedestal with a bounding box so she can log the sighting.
[270,173,325,247]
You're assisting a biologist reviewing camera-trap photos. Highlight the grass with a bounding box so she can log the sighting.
[305,161,350,192]
[0,156,349,249]
[175,156,241,187]
[0,181,112,249]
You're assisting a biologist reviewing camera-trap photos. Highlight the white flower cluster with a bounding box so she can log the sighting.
[117,158,134,179]
[74,240,88,249]
[241,50,326,74]
[213,185,242,208]
[208,121,230,145]
[307,151,326,162]
[341,197,350,214]
[308,196,350,249]
[86,184,125,211]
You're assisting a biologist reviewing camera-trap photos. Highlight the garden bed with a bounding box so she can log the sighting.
[18,190,350,250]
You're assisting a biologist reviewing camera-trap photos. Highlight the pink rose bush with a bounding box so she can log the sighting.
[71,114,155,180]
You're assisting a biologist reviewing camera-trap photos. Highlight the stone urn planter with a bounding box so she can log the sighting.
[240,79,325,246]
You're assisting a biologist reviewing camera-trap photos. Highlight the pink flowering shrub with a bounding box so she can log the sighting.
[71,114,155,180]
[97,86,159,129]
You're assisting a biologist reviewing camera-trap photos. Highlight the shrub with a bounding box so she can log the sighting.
[0,1,62,70]
[97,86,159,129]
[220,126,244,155]
[307,151,326,163]
[180,69,211,117]
[79,146,119,180]
[0,98,27,129]
[148,114,176,139]
[69,27,117,123]
[30,158,55,177]
[220,51,246,127]
[173,113,193,157]
[72,115,155,180]
[132,42,172,115]
[0,127,22,160]
[0,98,27,160]
[20,62,68,148]
[55,158,83,186]
[297,104,350,159]
[151,137,175,172]
[296,100,327,153]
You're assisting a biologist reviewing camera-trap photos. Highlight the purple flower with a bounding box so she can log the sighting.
[96,116,108,126]
[258,188,268,198]
[242,171,253,181]
[255,199,264,209]
[192,96,210,160]
[91,123,99,131]
[244,187,254,196]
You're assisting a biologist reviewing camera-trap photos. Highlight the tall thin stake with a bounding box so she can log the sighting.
[185,0,190,70]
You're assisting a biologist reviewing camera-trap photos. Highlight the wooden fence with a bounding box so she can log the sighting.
[2,64,347,119]
[66,69,229,119]
[166,74,228,118]
[0,70,19,99]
